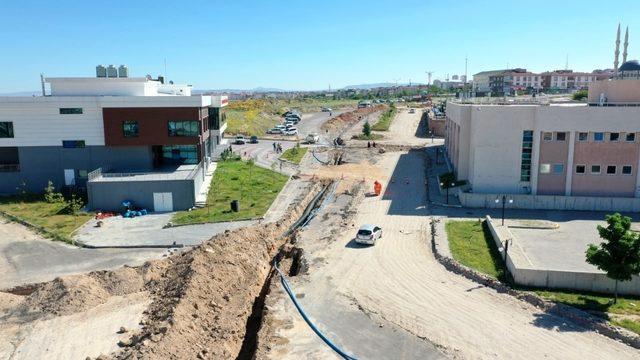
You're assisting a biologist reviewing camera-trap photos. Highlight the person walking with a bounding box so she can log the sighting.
[272,142,276,152]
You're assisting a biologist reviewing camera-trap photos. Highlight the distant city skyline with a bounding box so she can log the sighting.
[0,0,639,93]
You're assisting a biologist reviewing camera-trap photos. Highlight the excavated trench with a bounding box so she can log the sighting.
[236,181,334,359]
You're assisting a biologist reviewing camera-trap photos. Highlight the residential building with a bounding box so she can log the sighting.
[0,71,228,211]
[540,70,612,91]
[445,78,640,199]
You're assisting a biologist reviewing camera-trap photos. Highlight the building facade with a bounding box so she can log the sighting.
[445,79,640,198]
[0,75,228,211]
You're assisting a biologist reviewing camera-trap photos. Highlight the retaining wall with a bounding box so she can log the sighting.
[462,192,640,212]
[485,215,640,296]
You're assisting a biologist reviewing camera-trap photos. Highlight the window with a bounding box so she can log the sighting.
[623,165,633,175]
[520,130,533,181]
[168,121,199,137]
[606,165,617,174]
[609,132,620,142]
[553,164,564,174]
[594,132,604,142]
[555,132,566,141]
[543,132,553,141]
[626,133,636,142]
[78,170,88,179]
[575,165,586,174]
[59,108,83,114]
[123,120,139,138]
[591,165,601,174]
[162,145,198,165]
[62,140,85,148]
[578,132,588,141]
[540,163,551,174]
[0,122,14,138]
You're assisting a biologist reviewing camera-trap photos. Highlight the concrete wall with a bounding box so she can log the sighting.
[485,216,640,296]
[0,145,153,194]
[460,192,640,212]
[87,179,195,212]
[588,80,640,103]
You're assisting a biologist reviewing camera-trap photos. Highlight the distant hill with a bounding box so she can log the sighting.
[342,82,425,90]
[194,87,286,94]
[0,91,41,96]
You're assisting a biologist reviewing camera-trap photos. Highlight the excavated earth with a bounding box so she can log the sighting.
[0,180,326,360]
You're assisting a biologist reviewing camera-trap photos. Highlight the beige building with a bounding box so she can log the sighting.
[445,79,640,198]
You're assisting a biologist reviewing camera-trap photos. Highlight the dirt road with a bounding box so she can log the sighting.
[264,153,639,357]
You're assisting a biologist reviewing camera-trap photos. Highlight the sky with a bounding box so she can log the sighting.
[1,0,639,93]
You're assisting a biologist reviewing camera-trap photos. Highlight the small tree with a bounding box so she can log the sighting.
[586,213,640,303]
[362,121,372,138]
[66,194,84,216]
[572,90,588,101]
[44,180,64,203]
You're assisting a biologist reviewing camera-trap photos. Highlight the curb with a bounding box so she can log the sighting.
[430,218,640,349]
[0,210,73,245]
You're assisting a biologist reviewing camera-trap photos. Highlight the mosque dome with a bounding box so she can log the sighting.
[619,60,640,71]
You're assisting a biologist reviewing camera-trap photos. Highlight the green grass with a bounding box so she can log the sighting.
[445,220,640,335]
[280,146,308,164]
[533,289,640,334]
[446,220,505,280]
[172,159,289,224]
[225,98,358,136]
[371,105,397,131]
[0,194,92,243]
[352,133,383,141]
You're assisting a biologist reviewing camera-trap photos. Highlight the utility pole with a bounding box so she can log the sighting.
[464,56,468,85]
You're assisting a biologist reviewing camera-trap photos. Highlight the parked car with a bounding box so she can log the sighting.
[409,108,416,114]
[321,107,332,112]
[267,128,283,134]
[235,135,246,145]
[283,110,301,118]
[355,224,382,245]
[285,116,300,123]
[284,128,298,135]
[250,135,258,144]
[305,133,320,144]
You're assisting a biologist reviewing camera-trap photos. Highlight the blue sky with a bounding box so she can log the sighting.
[1,0,639,92]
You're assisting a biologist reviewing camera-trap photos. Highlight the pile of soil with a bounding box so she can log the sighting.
[321,105,386,135]
[113,181,325,359]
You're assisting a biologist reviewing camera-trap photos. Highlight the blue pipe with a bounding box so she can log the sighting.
[273,260,357,360]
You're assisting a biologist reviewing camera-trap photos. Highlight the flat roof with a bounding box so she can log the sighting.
[89,164,199,182]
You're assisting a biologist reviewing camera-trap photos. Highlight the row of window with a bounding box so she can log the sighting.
[121,120,201,138]
[543,131,636,142]
[540,163,633,175]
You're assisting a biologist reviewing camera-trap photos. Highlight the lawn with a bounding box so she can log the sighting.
[280,146,308,164]
[445,220,505,280]
[171,159,289,224]
[0,194,92,243]
[225,98,358,136]
[445,220,640,335]
[534,289,640,335]
[352,133,383,141]
[371,105,397,131]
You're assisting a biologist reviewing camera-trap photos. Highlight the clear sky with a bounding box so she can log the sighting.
[1,0,639,92]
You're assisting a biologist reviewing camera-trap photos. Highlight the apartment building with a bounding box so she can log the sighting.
[445,79,640,199]
[540,70,612,91]
[0,71,228,211]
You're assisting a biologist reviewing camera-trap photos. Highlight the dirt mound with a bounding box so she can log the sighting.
[322,105,386,135]
[21,267,146,317]
[115,181,325,359]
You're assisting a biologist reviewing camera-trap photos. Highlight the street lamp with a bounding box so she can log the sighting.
[440,182,455,204]
[495,195,514,226]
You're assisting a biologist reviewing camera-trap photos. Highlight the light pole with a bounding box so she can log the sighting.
[495,195,513,226]
[440,182,455,204]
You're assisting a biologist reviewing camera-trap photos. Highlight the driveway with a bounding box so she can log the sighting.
[0,219,166,289]
[74,213,256,247]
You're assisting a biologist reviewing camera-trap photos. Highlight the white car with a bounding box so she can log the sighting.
[409,108,416,114]
[235,135,246,145]
[355,224,382,245]
[284,128,298,135]
[267,128,283,134]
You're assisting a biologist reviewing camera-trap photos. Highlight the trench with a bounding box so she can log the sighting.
[236,181,333,360]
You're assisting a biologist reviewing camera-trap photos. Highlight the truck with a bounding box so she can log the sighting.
[305,133,320,144]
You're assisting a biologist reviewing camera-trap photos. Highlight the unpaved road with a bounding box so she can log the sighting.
[264,116,640,358]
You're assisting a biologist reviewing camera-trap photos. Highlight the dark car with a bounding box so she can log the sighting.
[250,135,258,144]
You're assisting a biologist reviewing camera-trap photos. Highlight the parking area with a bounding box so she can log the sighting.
[74,212,256,247]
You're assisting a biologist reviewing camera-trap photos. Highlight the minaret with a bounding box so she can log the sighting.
[623,26,629,63]
[614,23,621,72]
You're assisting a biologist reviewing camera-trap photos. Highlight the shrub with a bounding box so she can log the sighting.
[572,90,588,101]
[363,121,372,137]
[44,181,64,203]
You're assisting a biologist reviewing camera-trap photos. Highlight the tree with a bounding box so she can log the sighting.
[362,121,372,138]
[586,213,640,303]
[572,90,588,101]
